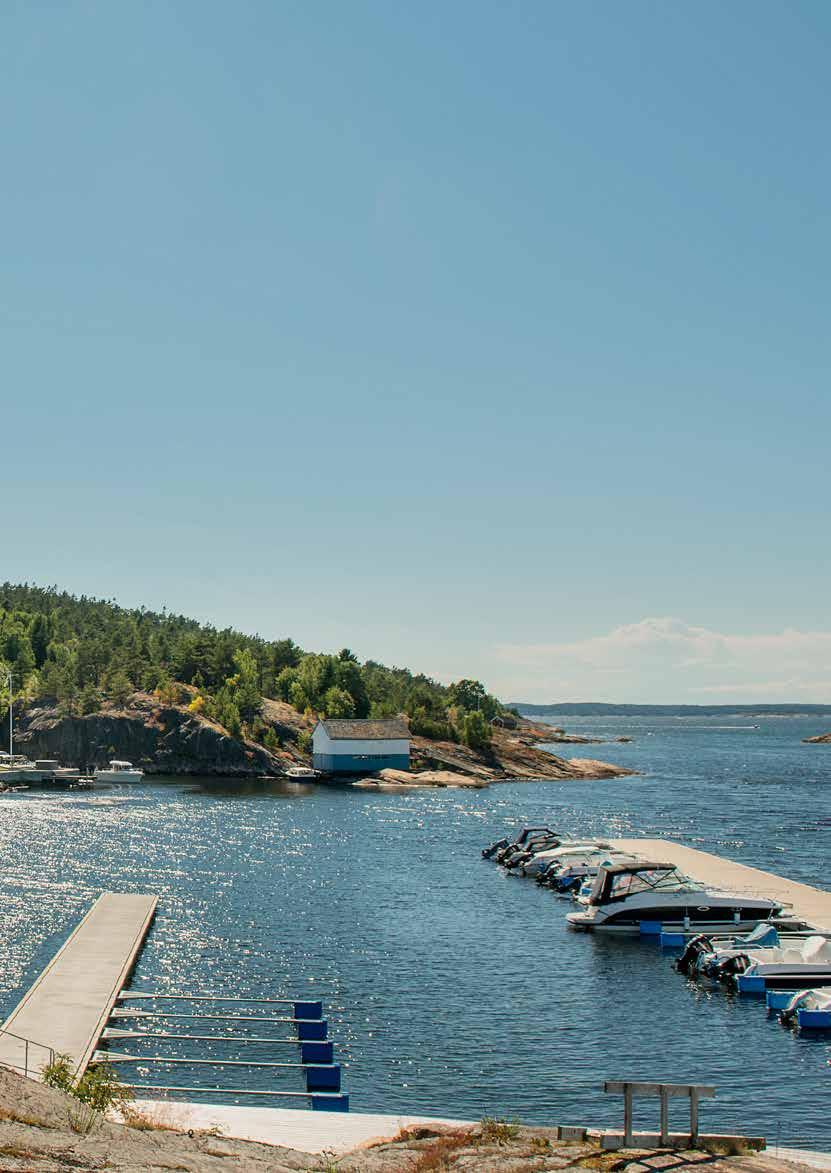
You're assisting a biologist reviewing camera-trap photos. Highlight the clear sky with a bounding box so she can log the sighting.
[3,2,829,703]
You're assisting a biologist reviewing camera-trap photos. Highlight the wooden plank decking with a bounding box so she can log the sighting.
[611,839,831,932]
[0,892,157,1079]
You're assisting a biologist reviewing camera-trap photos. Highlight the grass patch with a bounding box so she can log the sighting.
[479,1116,520,1145]
[412,1129,475,1171]
[0,1105,53,1129]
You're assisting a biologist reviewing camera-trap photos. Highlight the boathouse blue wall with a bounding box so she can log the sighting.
[314,752,411,774]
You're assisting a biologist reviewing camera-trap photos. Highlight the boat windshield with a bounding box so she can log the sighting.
[607,867,706,899]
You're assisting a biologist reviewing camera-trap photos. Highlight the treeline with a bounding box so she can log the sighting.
[0,584,508,752]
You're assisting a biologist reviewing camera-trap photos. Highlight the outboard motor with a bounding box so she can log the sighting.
[482,838,509,860]
[675,934,714,976]
[714,953,751,982]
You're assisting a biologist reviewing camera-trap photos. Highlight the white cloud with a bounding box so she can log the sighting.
[493,617,831,703]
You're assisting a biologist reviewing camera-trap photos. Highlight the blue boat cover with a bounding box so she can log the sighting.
[741,924,779,947]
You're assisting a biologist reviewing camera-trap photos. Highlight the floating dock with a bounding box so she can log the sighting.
[0,892,157,1079]
[611,839,831,932]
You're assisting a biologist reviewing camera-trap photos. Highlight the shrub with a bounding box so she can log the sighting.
[479,1117,519,1145]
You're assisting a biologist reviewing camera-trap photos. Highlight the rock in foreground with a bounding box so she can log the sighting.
[0,1072,817,1173]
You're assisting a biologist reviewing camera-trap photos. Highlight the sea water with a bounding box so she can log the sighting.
[0,714,829,1146]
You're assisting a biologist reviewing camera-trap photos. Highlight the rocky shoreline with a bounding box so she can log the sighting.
[803,732,831,743]
[7,697,633,787]
[0,1067,814,1172]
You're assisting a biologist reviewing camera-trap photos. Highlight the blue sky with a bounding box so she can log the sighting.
[2,2,829,702]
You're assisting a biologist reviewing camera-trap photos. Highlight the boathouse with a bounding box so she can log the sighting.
[312,718,410,774]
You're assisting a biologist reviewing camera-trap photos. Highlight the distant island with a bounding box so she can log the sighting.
[511,702,831,717]
[0,583,629,784]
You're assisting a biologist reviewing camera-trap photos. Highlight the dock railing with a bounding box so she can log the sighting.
[604,1080,715,1147]
[0,1025,55,1080]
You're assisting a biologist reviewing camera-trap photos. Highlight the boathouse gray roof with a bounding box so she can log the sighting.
[318,718,409,741]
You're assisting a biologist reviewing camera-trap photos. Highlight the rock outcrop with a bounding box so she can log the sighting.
[0,1067,812,1172]
[803,732,831,743]
[11,694,283,777]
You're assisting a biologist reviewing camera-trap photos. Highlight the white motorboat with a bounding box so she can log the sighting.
[285,765,317,779]
[495,828,562,868]
[519,841,615,878]
[780,988,831,1029]
[733,934,831,993]
[539,852,642,892]
[94,760,144,782]
[566,860,783,934]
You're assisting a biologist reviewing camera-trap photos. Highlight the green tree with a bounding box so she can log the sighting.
[459,709,491,752]
[321,686,356,719]
[29,612,52,668]
[106,670,134,708]
[229,648,262,723]
[79,682,102,715]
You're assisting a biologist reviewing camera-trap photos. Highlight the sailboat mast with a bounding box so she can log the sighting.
[7,671,12,758]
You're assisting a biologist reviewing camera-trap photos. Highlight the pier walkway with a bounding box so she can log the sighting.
[0,892,157,1079]
[611,839,831,931]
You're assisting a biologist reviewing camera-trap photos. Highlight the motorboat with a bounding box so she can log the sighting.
[486,827,561,866]
[94,760,144,782]
[520,841,614,879]
[676,923,782,977]
[538,852,642,893]
[566,860,783,934]
[779,988,831,1029]
[732,934,831,993]
[497,835,561,872]
[285,765,317,779]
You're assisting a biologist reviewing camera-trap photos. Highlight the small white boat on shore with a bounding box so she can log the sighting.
[94,760,144,782]
[285,765,318,779]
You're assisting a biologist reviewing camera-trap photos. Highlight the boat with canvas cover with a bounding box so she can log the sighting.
[779,988,831,1029]
[566,860,783,934]
[518,841,614,878]
[94,759,144,782]
[732,934,831,993]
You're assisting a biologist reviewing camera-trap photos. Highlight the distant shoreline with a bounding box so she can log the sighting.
[512,702,831,718]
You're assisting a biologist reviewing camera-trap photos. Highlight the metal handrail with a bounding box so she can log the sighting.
[0,1025,56,1080]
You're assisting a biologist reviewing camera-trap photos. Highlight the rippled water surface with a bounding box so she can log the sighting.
[1,715,829,1146]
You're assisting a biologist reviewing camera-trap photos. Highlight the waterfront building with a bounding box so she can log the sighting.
[312,718,410,774]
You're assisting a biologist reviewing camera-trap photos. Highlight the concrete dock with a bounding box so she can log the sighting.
[0,892,157,1079]
[128,1101,471,1153]
[611,839,831,931]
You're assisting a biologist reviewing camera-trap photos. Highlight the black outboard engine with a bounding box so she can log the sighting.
[713,953,751,982]
[675,934,713,976]
[482,837,509,860]
[503,850,534,871]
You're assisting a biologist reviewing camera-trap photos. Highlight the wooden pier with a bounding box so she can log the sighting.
[611,839,831,932]
[0,892,157,1079]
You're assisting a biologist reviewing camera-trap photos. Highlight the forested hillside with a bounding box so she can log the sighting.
[0,583,506,753]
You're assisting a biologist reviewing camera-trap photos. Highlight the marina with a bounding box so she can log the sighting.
[0,714,830,1147]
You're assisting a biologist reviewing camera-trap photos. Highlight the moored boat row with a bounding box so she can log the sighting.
[482,826,786,934]
[483,825,831,1041]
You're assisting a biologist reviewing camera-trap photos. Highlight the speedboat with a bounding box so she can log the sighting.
[487,827,561,866]
[286,765,317,779]
[731,934,831,993]
[538,852,642,892]
[676,923,782,977]
[94,760,144,782]
[779,988,831,1029]
[566,860,783,934]
[519,841,614,879]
